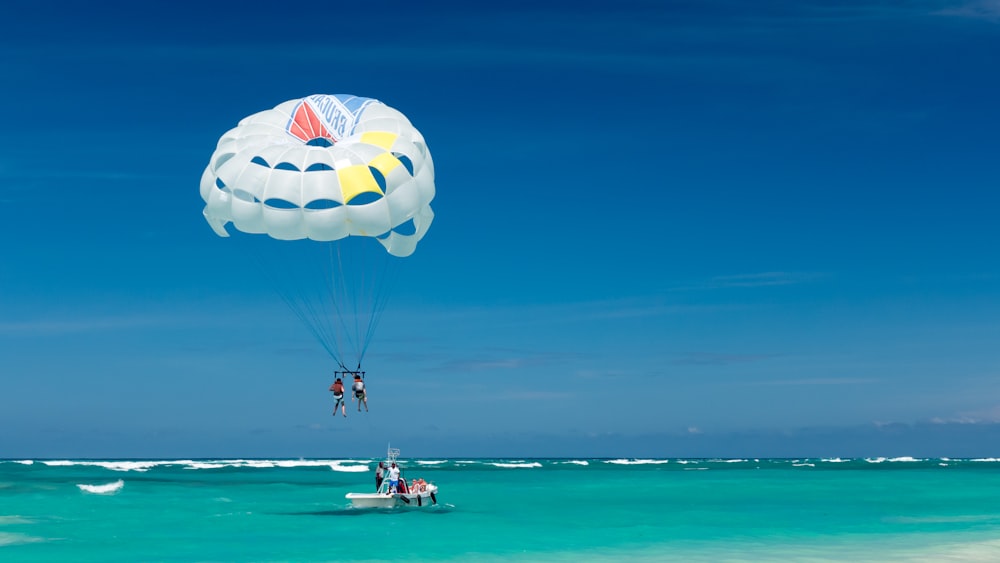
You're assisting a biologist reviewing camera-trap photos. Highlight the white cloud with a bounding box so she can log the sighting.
[935,0,1000,20]
[931,404,1000,424]
[673,352,778,366]
[0,309,236,335]
[394,298,745,330]
[751,377,878,386]
[436,351,570,374]
[573,368,633,380]
[444,358,527,371]
[708,272,825,289]
[0,316,165,334]
[664,271,826,292]
[496,391,574,401]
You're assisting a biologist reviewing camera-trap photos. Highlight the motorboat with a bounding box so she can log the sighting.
[345,446,439,509]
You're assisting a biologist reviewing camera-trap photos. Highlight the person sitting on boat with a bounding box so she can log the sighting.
[351,374,368,412]
[388,462,400,493]
[329,377,346,418]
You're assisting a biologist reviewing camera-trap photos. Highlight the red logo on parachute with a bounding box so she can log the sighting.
[288,101,334,146]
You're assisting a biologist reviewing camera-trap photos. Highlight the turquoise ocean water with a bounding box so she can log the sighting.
[4,457,1000,561]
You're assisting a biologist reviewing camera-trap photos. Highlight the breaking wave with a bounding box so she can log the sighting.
[329,462,369,473]
[489,462,543,468]
[605,459,671,465]
[77,480,124,494]
[6,457,999,473]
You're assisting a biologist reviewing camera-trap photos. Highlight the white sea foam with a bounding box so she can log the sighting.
[262,459,356,468]
[217,461,272,470]
[558,460,589,466]
[14,460,33,465]
[416,460,448,465]
[102,461,164,472]
[822,458,849,463]
[865,457,887,463]
[683,467,709,471]
[40,460,74,467]
[888,457,921,462]
[675,460,698,465]
[77,480,124,494]
[39,458,385,472]
[886,514,1000,524]
[793,463,815,467]
[178,459,372,470]
[604,459,670,465]
[0,532,46,546]
[191,459,275,469]
[43,460,169,472]
[490,462,542,468]
[244,460,277,468]
[611,535,1000,562]
[329,462,369,473]
[186,462,227,469]
[0,515,33,525]
[971,458,1000,462]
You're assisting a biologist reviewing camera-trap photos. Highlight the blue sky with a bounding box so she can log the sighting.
[1,0,998,458]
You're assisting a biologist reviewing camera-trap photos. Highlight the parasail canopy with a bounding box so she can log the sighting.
[199,94,435,368]
[200,94,435,257]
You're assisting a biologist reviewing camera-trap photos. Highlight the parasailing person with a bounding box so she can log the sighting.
[200,94,436,409]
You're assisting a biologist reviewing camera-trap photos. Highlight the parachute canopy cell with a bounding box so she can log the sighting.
[200,94,435,257]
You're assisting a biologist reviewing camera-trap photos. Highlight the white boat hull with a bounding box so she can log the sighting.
[346,485,438,508]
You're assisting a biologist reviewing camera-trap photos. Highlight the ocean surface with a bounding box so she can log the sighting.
[4,457,1000,561]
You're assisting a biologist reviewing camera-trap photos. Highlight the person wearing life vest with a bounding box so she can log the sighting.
[351,374,368,412]
[329,377,346,418]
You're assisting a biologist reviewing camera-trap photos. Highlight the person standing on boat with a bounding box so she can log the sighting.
[352,374,368,412]
[375,462,385,492]
[388,462,400,493]
[329,377,346,418]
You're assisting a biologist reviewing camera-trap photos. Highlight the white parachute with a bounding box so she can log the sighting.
[199,94,435,369]
[200,94,434,257]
